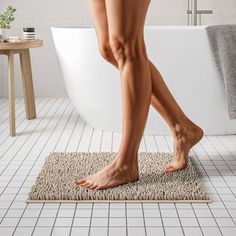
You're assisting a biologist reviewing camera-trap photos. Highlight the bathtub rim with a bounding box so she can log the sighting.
[51,25,207,31]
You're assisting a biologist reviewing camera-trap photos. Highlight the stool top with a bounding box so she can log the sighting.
[0,39,43,50]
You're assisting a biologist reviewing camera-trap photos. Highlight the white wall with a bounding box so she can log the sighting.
[0,0,235,98]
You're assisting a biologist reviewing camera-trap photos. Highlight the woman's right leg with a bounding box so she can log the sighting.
[86,0,203,173]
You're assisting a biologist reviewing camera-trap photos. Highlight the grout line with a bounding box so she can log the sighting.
[99,130,104,154]
[141,203,147,236]
[88,203,94,236]
[190,202,205,236]
[69,203,77,236]
[153,135,160,152]
[107,202,110,236]
[49,203,61,236]
[87,127,94,152]
[30,202,45,235]
[76,121,86,152]
[125,202,128,236]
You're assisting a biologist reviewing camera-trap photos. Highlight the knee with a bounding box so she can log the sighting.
[99,42,114,63]
[109,36,147,64]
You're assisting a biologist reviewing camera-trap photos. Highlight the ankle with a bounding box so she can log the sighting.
[171,122,187,139]
[113,153,138,169]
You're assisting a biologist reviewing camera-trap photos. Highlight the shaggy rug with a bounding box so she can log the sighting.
[26,152,210,202]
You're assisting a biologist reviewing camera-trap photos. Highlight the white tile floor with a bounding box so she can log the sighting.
[0,97,236,236]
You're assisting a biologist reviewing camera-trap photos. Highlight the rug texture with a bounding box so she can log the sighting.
[26,152,210,202]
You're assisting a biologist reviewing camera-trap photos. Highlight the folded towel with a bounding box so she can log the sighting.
[206,24,236,119]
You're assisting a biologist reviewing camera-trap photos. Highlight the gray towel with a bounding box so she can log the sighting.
[206,25,236,119]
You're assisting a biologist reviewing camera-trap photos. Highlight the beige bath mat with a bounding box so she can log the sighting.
[26,152,210,203]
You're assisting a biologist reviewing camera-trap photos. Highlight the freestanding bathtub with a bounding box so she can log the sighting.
[52,26,236,135]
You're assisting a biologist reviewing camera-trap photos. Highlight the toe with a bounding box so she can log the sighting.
[83,181,94,188]
[164,164,172,172]
[89,183,99,189]
[86,182,95,189]
[95,184,104,190]
[74,179,86,185]
[164,165,174,173]
[79,180,90,187]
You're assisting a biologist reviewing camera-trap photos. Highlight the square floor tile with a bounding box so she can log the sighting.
[143,203,159,209]
[161,209,178,217]
[194,209,212,217]
[75,209,92,217]
[36,217,55,227]
[93,203,109,209]
[92,209,109,217]
[215,217,235,227]
[51,227,71,236]
[143,209,160,218]
[109,217,126,227]
[201,227,222,236]
[23,209,41,217]
[40,209,58,218]
[183,227,203,236]
[127,209,143,217]
[127,203,142,209]
[0,227,15,236]
[198,217,217,227]
[76,203,93,209]
[127,217,144,227]
[211,209,231,217]
[73,217,90,227]
[146,227,164,236]
[90,227,108,236]
[163,217,181,227]
[145,217,162,227]
[18,217,38,227]
[109,227,126,236]
[33,227,52,236]
[91,217,108,227]
[110,203,125,209]
[180,217,199,227]
[60,203,76,209]
[5,209,24,218]
[57,209,75,217]
[0,217,19,227]
[55,217,73,227]
[71,227,89,236]
[110,209,125,218]
[177,209,195,218]
[13,227,34,236]
[128,227,146,236]
[165,227,184,236]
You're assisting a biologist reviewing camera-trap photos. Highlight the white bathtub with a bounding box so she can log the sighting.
[52,26,236,135]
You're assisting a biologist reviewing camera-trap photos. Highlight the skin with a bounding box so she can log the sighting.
[74,0,204,190]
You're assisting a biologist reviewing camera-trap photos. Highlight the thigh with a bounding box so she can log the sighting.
[88,0,109,44]
[104,0,151,40]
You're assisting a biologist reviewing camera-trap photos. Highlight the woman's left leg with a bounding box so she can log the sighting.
[75,0,152,190]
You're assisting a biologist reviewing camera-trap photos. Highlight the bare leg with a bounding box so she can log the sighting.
[75,0,152,190]
[74,0,203,187]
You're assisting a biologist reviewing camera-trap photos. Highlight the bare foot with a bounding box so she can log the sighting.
[164,120,204,173]
[73,154,139,190]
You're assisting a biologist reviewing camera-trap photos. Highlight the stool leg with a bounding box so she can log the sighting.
[7,52,16,136]
[20,49,36,120]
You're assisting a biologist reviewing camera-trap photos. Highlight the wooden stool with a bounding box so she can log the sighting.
[0,39,43,136]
